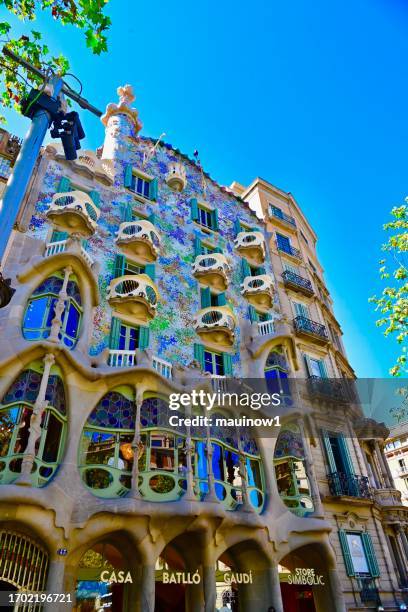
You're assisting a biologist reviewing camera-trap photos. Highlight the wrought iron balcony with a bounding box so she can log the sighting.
[241,274,274,310]
[307,376,354,403]
[293,315,329,343]
[327,472,372,499]
[269,207,296,227]
[359,578,381,605]
[276,241,302,260]
[107,274,158,322]
[46,191,100,237]
[234,231,265,264]
[193,306,236,347]
[165,162,187,192]
[116,220,161,262]
[192,253,230,292]
[282,270,314,296]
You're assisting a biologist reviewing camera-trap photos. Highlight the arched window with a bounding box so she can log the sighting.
[22,273,82,348]
[0,365,67,486]
[274,423,314,516]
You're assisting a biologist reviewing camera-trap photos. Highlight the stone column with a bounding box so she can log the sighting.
[266,565,284,612]
[17,353,55,485]
[298,420,324,517]
[238,451,253,512]
[131,387,143,499]
[328,567,347,612]
[184,404,196,501]
[398,526,408,562]
[374,440,392,488]
[44,557,74,612]
[203,565,216,612]
[140,564,155,612]
[49,266,72,343]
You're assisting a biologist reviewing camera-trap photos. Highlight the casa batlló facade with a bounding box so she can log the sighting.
[0,85,407,612]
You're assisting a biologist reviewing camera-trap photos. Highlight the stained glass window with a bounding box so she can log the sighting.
[1,370,41,405]
[140,397,171,429]
[87,391,135,430]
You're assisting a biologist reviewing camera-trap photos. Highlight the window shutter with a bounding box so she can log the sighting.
[321,430,337,473]
[58,177,71,192]
[338,435,355,476]
[212,209,219,230]
[121,203,133,222]
[193,235,202,258]
[139,325,150,350]
[361,532,380,577]
[303,354,312,377]
[200,287,211,308]
[89,190,100,207]
[51,230,68,243]
[124,164,133,188]
[319,359,328,378]
[214,246,222,254]
[234,219,242,235]
[248,305,259,323]
[240,258,251,280]
[194,343,205,369]
[257,266,266,275]
[109,317,121,349]
[338,530,355,577]
[145,264,156,282]
[190,198,199,221]
[217,292,226,307]
[150,178,158,201]
[114,254,125,278]
[222,353,233,376]
[148,211,156,225]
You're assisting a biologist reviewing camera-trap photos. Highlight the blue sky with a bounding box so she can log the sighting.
[1,0,406,378]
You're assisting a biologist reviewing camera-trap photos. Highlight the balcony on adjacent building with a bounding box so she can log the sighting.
[293,315,329,344]
[359,579,381,606]
[241,274,274,310]
[46,191,100,237]
[165,162,187,192]
[282,269,314,297]
[373,487,402,507]
[116,220,161,262]
[327,472,372,499]
[107,274,158,322]
[276,241,302,261]
[269,206,296,229]
[307,376,355,404]
[192,253,230,292]
[235,231,265,264]
[194,306,236,347]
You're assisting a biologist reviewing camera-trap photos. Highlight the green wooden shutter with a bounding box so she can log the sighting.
[322,430,337,473]
[51,230,68,242]
[193,235,202,257]
[222,353,233,376]
[234,219,242,235]
[303,354,312,377]
[89,190,100,207]
[200,287,211,308]
[58,177,71,192]
[190,198,199,221]
[339,435,355,476]
[138,325,150,350]
[318,359,328,378]
[212,209,219,230]
[148,211,156,225]
[257,265,266,275]
[214,246,222,254]
[194,343,205,369]
[149,178,158,201]
[121,203,133,222]
[361,532,380,577]
[109,317,122,349]
[145,264,156,282]
[114,254,125,278]
[240,258,251,280]
[124,164,133,188]
[217,292,226,307]
[338,530,355,577]
[248,305,259,323]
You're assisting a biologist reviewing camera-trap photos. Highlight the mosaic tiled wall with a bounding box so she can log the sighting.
[26,122,278,375]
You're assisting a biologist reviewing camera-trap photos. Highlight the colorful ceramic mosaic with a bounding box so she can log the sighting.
[25,104,279,376]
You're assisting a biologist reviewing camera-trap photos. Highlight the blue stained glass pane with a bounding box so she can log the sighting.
[65,303,80,338]
[24,297,48,329]
[45,297,58,327]
[33,276,63,296]
[87,391,135,429]
[45,375,66,415]
[66,280,81,305]
[2,370,41,405]
[196,441,207,479]
[212,443,224,480]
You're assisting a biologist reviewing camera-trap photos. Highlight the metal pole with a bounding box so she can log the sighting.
[0,74,63,265]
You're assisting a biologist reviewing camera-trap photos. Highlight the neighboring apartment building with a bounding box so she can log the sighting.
[385,422,408,506]
[0,85,406,612]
